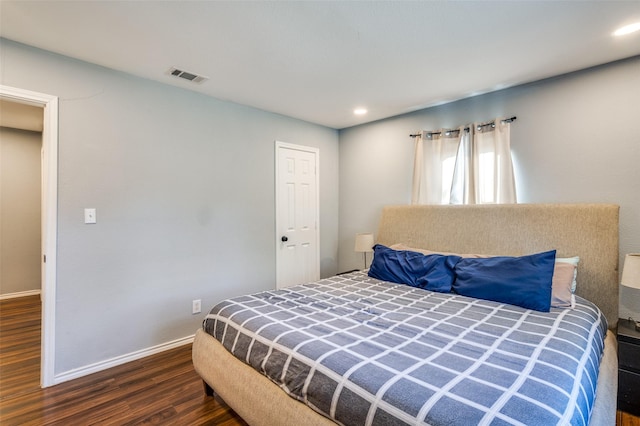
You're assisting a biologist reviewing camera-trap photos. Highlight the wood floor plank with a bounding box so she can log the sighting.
[2,294,639,425]
[619,411,640,426]
[0,296,247,425]
[0,296,42,403]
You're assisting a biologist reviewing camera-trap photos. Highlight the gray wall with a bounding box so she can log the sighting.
[339,56,640,322]
[0,127,42,295]
[2,34,638,376]
[0,39,339,375]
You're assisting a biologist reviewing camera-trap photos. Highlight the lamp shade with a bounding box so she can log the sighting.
[354,233,374,253]
[621,253,640,290]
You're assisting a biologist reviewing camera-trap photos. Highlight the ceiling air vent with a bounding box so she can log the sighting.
[168,67,208,84]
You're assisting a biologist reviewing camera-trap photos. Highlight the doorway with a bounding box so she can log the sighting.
[275,141,320,289]
[0,85,58,387]
[1,106,42,298]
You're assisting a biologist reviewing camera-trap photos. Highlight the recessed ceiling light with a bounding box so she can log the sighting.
[354,108,367,115]
[613,22,640,36]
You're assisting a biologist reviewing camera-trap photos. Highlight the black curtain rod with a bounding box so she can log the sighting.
[409,116,517,138]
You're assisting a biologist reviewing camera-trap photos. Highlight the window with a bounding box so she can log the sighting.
[412,118,516,205]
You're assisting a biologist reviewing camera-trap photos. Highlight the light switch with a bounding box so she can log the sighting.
[84,208,96,224]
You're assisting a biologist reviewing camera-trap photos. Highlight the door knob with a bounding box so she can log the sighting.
[281,236,288,242]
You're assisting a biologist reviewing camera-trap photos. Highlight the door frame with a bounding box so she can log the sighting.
[1,85,58,387]
[274,141,320,289]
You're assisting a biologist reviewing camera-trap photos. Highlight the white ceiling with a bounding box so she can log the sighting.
[1,1,639,129]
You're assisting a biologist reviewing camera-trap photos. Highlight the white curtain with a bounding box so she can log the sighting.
[411,129,461,204]
[411,118,516,205]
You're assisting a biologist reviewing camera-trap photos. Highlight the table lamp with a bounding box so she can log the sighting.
[354,233,374,270]
[621,253,640,331]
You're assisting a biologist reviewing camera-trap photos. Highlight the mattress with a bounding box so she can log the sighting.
[202,271,608,426]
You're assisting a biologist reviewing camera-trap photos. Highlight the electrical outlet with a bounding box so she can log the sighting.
[192,299,201,314]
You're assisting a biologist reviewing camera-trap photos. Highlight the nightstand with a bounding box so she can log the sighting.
[618,318,640,416]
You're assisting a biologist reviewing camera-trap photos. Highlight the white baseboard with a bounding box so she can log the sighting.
[0,289,41,300]
[54,334,195,385]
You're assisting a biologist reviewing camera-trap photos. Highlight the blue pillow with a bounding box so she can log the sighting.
[452,250,556,312]
[368,244,460,293]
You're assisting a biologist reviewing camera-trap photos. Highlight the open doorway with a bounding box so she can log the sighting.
[1,101,43,297]
[0,85,58,387]
[0,100,43,396]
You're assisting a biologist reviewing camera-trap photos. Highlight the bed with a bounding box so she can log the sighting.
[192,204,619,426]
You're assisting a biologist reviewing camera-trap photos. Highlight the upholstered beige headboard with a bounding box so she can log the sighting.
[376,204,620,329]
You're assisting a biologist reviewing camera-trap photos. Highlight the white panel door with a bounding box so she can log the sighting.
[275,142,319,289]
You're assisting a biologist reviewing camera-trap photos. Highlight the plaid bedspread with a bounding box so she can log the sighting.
[203,271,607,426]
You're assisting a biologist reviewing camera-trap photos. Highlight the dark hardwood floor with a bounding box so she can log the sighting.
[0,295,40,402]
[0,295,246,425]
[619,412,640,426]
[1,295,639,425]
